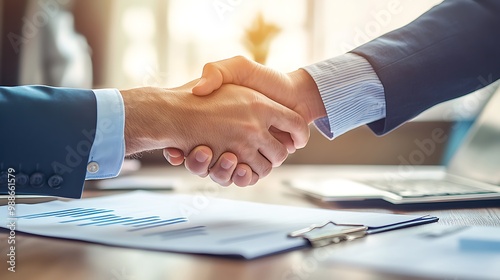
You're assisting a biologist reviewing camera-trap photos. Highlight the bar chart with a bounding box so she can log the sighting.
[16,207,189,232]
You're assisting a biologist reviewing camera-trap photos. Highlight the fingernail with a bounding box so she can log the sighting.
[164,150,174,161]
[237,168,247,177]
[195,150,209,163]
[221,158,234,170]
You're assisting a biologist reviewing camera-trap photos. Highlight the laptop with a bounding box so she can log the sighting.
[288,86,500,204]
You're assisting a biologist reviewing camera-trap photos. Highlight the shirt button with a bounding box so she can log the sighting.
[87,162,99,174]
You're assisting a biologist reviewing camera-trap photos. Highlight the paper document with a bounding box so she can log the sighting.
[1,191,435,259]
[326,225,500,280]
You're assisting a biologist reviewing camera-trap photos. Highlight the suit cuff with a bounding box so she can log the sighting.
[303,53,386,139]
[86,89,125,179]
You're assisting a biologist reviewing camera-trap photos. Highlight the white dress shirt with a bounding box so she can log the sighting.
[85,89,125,179]
[304,53,386,139]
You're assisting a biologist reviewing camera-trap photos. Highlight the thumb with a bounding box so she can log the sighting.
[192,67,224,96]
[163,148,185,166]
[192,78,220,96]
[192,56,254,96]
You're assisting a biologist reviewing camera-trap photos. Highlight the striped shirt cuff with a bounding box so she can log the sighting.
[303,53,386,139]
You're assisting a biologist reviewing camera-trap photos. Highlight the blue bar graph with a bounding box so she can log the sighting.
[59,214,116,223]
[144,226,207,239]
[127,218,188,232]
[15,207,188,232]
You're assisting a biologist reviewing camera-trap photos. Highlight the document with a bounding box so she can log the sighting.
[1,191,435,259]
[326,225,500,280]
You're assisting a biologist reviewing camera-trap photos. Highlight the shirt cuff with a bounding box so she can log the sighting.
[85,88,125,179]
[303,53,386,139]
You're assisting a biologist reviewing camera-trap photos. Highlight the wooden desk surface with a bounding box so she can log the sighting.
[1,165,499,280]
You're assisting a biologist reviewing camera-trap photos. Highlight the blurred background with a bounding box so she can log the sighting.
[1,0,498,167]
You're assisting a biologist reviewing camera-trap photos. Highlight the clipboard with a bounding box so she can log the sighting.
[289,215,438,247]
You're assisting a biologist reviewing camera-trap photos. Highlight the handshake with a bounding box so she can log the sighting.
[122,56,327,187]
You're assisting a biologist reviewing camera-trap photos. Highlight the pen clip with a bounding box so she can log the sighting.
[288,221,368,247]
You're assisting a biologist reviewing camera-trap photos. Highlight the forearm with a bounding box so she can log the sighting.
[0,86,97,198]
[352,0,500,134]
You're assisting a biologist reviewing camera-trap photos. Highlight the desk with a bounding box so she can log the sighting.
[1,165,499,280]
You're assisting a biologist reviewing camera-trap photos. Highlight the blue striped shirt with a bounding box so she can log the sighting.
[303,53,386,139]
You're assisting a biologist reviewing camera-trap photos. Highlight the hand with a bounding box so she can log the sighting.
[193,56,326,123]
[164,126,295,186]
[167,56,326,183]
[121,81,309,181]
[164,145,258,186]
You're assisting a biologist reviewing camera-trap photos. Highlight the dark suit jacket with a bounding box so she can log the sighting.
[0,86,97,198]
[352,0,500,135]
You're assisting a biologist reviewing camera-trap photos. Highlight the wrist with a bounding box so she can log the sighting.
[120,87,177,155]
[288,69,326,124]
[121,88,146,155]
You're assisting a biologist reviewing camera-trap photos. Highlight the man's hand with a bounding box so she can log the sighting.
[121,82,309,185]
[193,56,326,124]
[164,145,258,186]
[166,56,326,185]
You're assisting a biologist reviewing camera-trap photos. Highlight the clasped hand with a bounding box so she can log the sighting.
[162,56,326,187]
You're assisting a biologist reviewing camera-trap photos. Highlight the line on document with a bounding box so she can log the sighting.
[59,214,117,223]
[218,230,281,244]
[144,226,206,238]
[123,217,161,226]
[16,208,86,219]
[127,218,188,232]
[132,217,186,228]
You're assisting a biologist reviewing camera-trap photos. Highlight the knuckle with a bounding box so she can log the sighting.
[291,111,306,128]
[203,62,217,73]
[245,126,264,143]
[251,97,266,109]
[233,55,249,65]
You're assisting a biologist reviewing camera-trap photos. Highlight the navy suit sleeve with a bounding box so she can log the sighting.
[351,0,500,135]
[0,86,97,198]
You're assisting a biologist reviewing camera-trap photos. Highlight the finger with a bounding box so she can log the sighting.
[163,148,185,166]
[249,171,259,185]
[269,126,296,153]
[209,153,237,186]
[231,164,253,187]
[243,152,273,179]
[268,105,310,149]
[184,146,213,177]
[257,135,289,168]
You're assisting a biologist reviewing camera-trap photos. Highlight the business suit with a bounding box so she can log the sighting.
[0,86,97,198]
[351,0,500,135]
